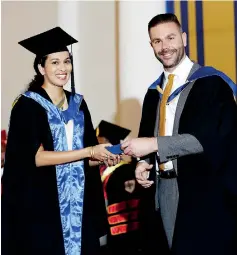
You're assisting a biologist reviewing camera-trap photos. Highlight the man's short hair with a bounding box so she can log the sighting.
[148,13,182,32]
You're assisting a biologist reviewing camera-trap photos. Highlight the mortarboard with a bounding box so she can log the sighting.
[18,27,78,57]
[18,27,78,94]
[96,120,131,145]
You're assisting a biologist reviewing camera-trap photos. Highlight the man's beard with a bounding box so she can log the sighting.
[155,46,185,69]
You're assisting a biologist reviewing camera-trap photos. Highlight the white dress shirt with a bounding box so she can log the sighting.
[64,120,74,151]
[159,56,193,171]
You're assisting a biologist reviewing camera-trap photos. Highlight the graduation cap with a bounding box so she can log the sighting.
[18,27,78,57]
[18,27,78,94]
[96,120,131,145]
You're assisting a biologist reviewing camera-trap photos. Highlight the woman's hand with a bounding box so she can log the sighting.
[90,144,120,166]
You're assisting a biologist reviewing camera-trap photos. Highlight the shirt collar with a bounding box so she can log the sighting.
[163,55,193,81]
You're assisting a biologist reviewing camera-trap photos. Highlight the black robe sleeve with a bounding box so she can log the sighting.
[2,96,47,204]
[137,89,160,182]
[80,99,108,240]
[180,76,237,171]
[1,96,62,255]
[183,76,237,214]
[2,96,108,255]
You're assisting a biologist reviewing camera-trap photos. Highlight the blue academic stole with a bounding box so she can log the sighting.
[24,91,85,255]
[149,66,237,102]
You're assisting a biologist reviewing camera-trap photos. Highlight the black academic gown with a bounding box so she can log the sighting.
[103,161,142,255]
[1,88,107,255]
[138,75,237,255]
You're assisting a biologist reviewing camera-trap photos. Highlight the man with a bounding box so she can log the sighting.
[97,121,142,255]
[121,13,237,255]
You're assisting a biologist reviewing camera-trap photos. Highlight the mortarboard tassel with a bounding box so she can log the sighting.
[70,45,76,96]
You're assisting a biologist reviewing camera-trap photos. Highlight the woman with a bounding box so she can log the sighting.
[1,27,118,255]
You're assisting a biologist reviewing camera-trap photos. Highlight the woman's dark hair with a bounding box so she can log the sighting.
[27,56,47,92]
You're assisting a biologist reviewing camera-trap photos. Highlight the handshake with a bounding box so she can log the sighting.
[108,137,157,188]
[108,137,158,158]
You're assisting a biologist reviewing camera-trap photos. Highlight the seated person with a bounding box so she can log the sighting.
[97,120,142,255]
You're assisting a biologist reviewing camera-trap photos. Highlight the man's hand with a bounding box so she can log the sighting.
[135,161,154,188]
[121,137,158,158]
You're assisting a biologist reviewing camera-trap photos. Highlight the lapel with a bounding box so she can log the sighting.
[173,63,201,134]
[154,75,164,136]
[172,62,201,170]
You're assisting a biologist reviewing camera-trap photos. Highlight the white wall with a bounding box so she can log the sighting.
[118,1,165,136]
[1,1,58,130]
[78,1,117,128]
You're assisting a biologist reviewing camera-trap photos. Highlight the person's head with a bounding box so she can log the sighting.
[96,120,131,145]
[36,51,72,88]
[18,27,77,93]
[148,13,187,72]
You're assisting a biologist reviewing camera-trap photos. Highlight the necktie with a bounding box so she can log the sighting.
[157,74,175,170]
